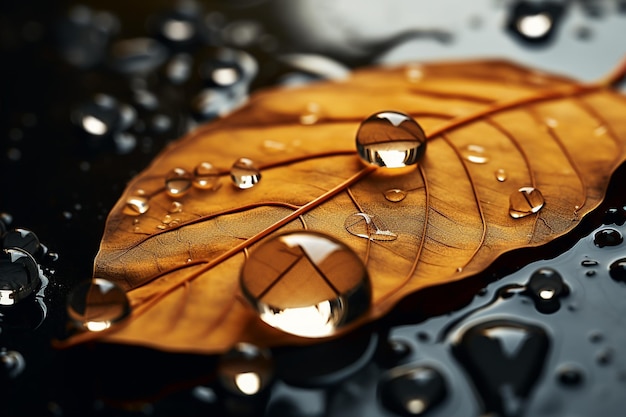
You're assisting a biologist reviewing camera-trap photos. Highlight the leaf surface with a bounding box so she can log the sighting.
[61,59,626,353]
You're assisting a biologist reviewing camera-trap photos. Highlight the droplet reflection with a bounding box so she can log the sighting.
[240,231,371,337]
[356,111,426,168]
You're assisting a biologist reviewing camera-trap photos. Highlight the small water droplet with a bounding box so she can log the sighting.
[588,330,604,343]
[594,125,607,136]
[156,224,166,230]
[377,339,412,367]
[162,214,173,225]
[593,228,623,248]
[230,158,261,189]
[383,188,407,202]
[168,201,183,214]
[378,365,447,417]
[545,117,559,128]
[165,167,192,197]
[299,102,321,125]
[495,168,507,182]
[405,64,423,82]
[262,139,287,153]
[461,144,489,164]
[526,267,568,313]
[596,347,614,366]
[66,278,131,331]
[556,364,584,387]
[609,258,626,283]
[124,195,150,215]
[193,162,221,190]
[344,213,397,241]
[581,259,599,267]
[217,343,274,396]
[240,231,371,338]
[0,349,26,379]
[356,111,426,168]
[509,187,545,218]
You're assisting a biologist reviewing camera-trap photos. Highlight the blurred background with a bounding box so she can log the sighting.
[1,1,626,416]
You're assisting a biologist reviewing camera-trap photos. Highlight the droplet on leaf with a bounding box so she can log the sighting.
[193,161,220,190]
[405,64,423,82]
[344,213,397,241]
[165,167,193,197]
[168,201,183,213]
[383,188,407,202]
[299,102,321,125]
[217,343,274,396]
[66,278,130,332]
[356,111,426,168]
[378,365,448,417]
[230,157,261,189]
[124,195,150,216]
[240,231,371,338]
[509,186,545,218]
[495,168,507,182]
[461,144,489,164]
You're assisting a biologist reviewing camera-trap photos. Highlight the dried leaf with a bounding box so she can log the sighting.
[60,58,626,354]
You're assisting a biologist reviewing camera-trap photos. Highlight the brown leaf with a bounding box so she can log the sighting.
[59,58,626,354]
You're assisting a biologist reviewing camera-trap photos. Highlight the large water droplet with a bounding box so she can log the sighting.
[240,231,371,338]
[217,343,274,396]
[0,248,42,306]
[124,195,150,215]
[230,158,261,189]
[593,228,623,248]
[609,258,626,283]
[344,213,397,241]
[2,227,43,259]
[383,188,407,202]
[525,267,568,314]
[193,162,221,190]
[378,365,447,417]
[461,144,489,164]
[509,187,545,218]
[451,319,550,417]
[66,278,130,331]
[356,111,426,168]
[165,167,193,197]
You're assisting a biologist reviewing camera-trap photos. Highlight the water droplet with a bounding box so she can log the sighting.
[609,258,626,283]
[299,102,321,125]
[509,187,545,218]
[0,247,41,305]
[405,64,423,82]
[588,330,604,343]
[240,231,371,338]
[2,228,42,259]
[603,207,626,226]
[461,144,489,164]
[0,349,26,379]
[593,228,623,248]
[378,365,447,417]
[526,268,568,314]
[165,167,192,197]
[66,278,130,331]
[193,162,221,190]
[596,347,614,366]
[377,339,412,367]
[108,37,168,75]
[581,259,599,267]
[383,188,407,202]
[451,319,550,416]
[556,364,584,387]
[495,168,507,182]
[344,213,397,241]
[124,195,150,215]
[230,158,261,189]
[166,53,193,85]
[169,201,183,213]
[356,111,426,168]
[544,117,559,128]
[217,343,274,396]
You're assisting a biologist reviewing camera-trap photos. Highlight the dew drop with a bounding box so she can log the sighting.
[509,187,545,218]
[608,258,626,283]
[383,188,407,202]
[165,167,192,197]
[230,157,261,189]
[217,343,274,396]
[356,111,426,168]
[593,228,623,248]
[193,161,221,190]
[556,364,584,387]
[169,201,183,213]
[344,213,397,241]
[378,365,447,417]
[124,195,149,215]
[495,168,507,182]
[299,102,321,125]
[66,278,130,331]
[240,231,371,338]
[461,144,489,164]
[162,214,173,225]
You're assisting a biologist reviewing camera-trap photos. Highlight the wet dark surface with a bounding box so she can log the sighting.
[1,1,626,416]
